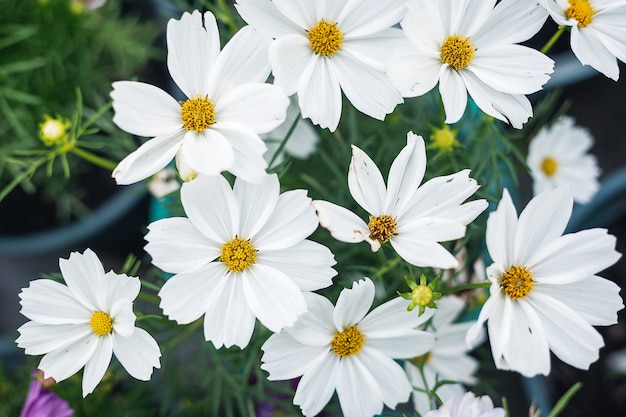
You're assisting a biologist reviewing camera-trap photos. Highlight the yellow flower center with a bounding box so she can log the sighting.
[181,95,216,132]
[307,19,344,57]
[220,236,257,272]
[565,0,595,27]
[440,34,475,70]
[501,265,534,299]
[39,116,70,146]
[431,125,456,150]
[330,325,365,358]
[368,214,397,243]
[411,284,433,307]
[541,156,559,177]
[90,311,113,336]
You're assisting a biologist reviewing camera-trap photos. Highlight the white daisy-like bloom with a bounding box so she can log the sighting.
[388,0,554,128]
[466,188,624,377]
[145,174,337,349]
[261,278,436,417]
[16,249,161,397]
[527,115,600,204]
[406,296,482,416]
[262,96,319,166]
[424,392,505,417]
[312,132,488,269]
[234,0,407,131]
[541,0,626,80]
[111,10,289,185]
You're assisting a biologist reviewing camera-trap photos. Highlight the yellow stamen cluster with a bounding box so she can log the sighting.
[501,265,534,299]
[565,0,595,27]
[220,236,257,272]
[331,325,365,358]
[440,34,475,70]
[181,96,216,132]
[307,19,344,57]
[39,115,71,146]
[90,311,113,336]
[541,156,559,177]
[368,214,397,243]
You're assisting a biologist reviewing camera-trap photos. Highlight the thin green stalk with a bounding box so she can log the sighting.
[70,146,117,171]
[547,382,583,417]
[541,26,566,55]
[268,112,301,170]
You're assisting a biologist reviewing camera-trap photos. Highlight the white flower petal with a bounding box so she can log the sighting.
[261,331,329,380]
[167,10,219,97]
[294,354,340,417]
[243,264,306,332]
[348,145,387,215]
[16,321,91,355]
[360,297,435,338]
[384,132,426,216]
[178,130,235,178]
[388,45,442,98]
[113,129,184,185]
[216,83,288,134]
[344,28,407,72]
[366,330,434,359]
[297,54,343,131]
[181,174,238,243]
[235,0,304,37]
[335,357,384,417]
[212,122,269,184]
[253,189,318,250]
[333,278,375,329]
[145,217,220,274]
[514,188,573,264]
[312,200,369,244]
[38,334,99,384]
[233,174,279,238]
[390,236,459,269]
[285,292,336,346]
[472,0,548,45]
[111,81,182,137]
[209,25,272,94]
[439,68,468,124]
[338,0,406,37]
[109,298,135,338]
[529,292,604,370]
[270,34,313,95]
[59,249,105,311]
[359,348,413,409]
[158,262,227,325]
[82,335,113,396]
[258,240,336,292]
[398,217,466,243]
[113,328,161,381]
[273,0,320,29]
[203,274,257,348]
[19,279,91,325]
[486,189,518,267]
[332,50,402,120]
[537,275,624,326]
[571,25,619,80]
[529,228,621,284]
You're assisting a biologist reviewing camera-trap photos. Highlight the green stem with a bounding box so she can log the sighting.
[541,26,566,55]
[0,156,47,203]
[137,292,161,305]
[547,382,583,417]
[441,281,491,294]
[70,147,117,171]
[268,111,301,170]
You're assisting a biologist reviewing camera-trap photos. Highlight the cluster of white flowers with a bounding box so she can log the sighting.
[15,1,626,416]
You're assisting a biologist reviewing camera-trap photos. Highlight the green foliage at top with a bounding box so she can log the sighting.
[0,0,159,223]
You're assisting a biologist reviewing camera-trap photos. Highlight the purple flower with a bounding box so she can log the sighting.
[20,370,74,417]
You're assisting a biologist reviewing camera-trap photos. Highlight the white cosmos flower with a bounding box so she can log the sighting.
[388,0,554,128]
[406,296,481,416]
[424,392,505,417]
[466,188,624,377]
[312,132,488,269]
[261,278,436,417]
[145,174,337,349]
[234,0,407,131]
[527,115,600,204]
[541,0,626,80]
[16,249,161,397]
[111,10,289,185]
